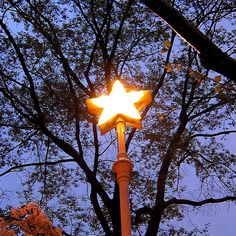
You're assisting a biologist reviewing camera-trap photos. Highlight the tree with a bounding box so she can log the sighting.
[0,0,235,235]
[141,0,236,81]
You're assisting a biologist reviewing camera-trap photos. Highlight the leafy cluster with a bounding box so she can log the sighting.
[0,202,62,236]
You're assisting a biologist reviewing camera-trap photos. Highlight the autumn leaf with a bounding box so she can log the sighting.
[214,75,221,82]
[1,203,62,236]
[164,40,172,48]
[159,115,165,121]
[189,69,204,82]
[214,85,222,93]
[165,62,172,73]
[11,209,19,218]
[197,78,204,83]
[174,64,182,72]
[161,47,168,53]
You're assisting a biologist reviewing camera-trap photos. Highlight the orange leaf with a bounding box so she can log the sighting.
[214,75,221,82]
[159,115,165,121]
[164,40,172,48]
[161,47,168,53]
[11,209,19,218]
[214,85,222,93]
[165,62,172,73]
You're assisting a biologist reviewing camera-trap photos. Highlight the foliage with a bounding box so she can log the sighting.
[0,0,235,235]
[0,202,62,236]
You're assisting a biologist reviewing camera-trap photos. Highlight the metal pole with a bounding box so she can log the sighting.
[112,119,132,236]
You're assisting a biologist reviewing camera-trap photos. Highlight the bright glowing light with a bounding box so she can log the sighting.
[94,81,143,125]
[86,80,152,134]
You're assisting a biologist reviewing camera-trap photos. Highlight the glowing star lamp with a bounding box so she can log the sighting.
[86,80,152,236]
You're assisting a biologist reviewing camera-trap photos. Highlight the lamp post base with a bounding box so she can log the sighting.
[113,158,133,236]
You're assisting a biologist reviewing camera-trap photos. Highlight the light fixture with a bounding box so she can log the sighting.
[86,80,152,236]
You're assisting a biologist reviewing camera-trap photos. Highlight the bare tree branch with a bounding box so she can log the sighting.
[126,30,176,150]
[141,0,236,81]
[190,130,236,139]
[166,196,236,207]
[189,97,235,121]
[90,189,111,235]
[0,159,75,177]
[0,19,44,121]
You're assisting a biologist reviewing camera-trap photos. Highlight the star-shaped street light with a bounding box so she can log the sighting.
[86,80,152,236]
[87,80,151,135]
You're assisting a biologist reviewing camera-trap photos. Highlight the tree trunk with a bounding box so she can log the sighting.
[145,206,164,236]
[111,183,122,236]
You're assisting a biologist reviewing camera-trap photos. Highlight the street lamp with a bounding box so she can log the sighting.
[86,80,152,236]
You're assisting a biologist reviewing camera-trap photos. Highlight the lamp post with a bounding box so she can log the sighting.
[112,118,133,236]
[86,80,152,236]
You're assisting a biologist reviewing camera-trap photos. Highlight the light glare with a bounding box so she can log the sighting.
[86,79,152,135]
[91,80,143,125]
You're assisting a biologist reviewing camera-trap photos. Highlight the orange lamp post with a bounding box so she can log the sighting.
[86,80,152,236]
